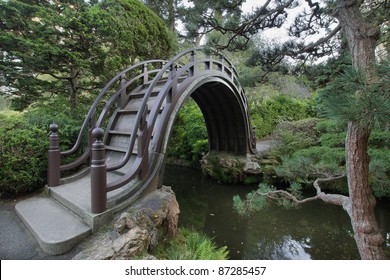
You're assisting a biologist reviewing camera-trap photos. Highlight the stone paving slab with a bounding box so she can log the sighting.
[15,197,91,255]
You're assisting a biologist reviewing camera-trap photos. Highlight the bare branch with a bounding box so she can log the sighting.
[313,176,351,215]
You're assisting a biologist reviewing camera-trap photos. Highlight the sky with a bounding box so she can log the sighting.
[241,0,304,43]
[179,0,328,55]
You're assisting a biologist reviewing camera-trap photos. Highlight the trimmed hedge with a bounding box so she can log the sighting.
[0,112,48,196]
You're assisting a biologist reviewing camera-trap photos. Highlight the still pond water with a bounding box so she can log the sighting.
[163,165,390,260]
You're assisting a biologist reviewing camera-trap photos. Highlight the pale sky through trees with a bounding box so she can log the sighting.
[242,0,324,44]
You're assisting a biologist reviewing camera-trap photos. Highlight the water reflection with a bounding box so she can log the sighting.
[254,236,312,260]
[163,165,390,260]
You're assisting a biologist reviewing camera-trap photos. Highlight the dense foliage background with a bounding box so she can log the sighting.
[1,0,389,203]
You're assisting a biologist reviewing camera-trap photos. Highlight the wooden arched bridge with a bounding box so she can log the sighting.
[16,48,257,255]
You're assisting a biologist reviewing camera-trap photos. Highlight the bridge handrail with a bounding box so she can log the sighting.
[105,47,253,191]
[147,55,256,154]
[104,48,200,172]
[58,59,167,171]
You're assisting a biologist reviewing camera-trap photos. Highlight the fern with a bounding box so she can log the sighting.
[155,228,229,260]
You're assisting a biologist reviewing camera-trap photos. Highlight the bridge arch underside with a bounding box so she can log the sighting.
[188,78,249,155]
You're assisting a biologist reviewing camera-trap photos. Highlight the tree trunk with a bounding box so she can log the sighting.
[167,0,175,32]
[335,0,386,259]
[346,122,386,259]
[69,67,79,108]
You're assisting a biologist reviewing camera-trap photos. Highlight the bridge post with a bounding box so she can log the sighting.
[168,64,177,103]
[189,50,195,76]
[118,74,127,109]
[48,123,60,187]
[218,55,224,72]
[88,109,96,155]
[205,54,211,70]
[143,63,148,84]
[91,128,107,214]
[138,105,148,179]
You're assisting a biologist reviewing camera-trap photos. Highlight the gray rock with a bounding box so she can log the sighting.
[72,186,180,260]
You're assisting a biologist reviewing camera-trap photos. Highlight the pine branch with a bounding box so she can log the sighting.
[286,23,342,56]
[247,175,349,211]
[312,175,351,215]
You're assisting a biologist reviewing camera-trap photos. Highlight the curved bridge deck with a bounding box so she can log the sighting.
[15,48,256,255]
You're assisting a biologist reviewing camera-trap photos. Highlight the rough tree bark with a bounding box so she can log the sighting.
[346,122,386,259]
[335,0,386,259]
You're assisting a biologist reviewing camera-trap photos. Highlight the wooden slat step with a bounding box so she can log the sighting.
[129,90,159,99]
[108,130,131,136]
[105,145,128,153]
[117,109,138,114]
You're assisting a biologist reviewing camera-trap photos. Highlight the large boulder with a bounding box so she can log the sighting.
[72,186,180,260]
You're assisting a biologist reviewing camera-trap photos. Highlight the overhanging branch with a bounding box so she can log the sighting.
[286,23,342,56]
[255,174,350,213]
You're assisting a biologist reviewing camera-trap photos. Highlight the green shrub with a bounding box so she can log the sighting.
[315,119,344,133]
[271,131,316,159]
[368,149,390,198]
[23,96,89,150]
[247,93,314,138]
[0,95,90,196]
[0,112,48,196]
[319,132,346,148]
[270,119,320,159]
[167,100,208,164]
[270,118,390,198]
[369,131,390,148]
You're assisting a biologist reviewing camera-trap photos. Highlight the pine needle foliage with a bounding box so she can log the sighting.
[233,182,304,216]
[318,63,390,128]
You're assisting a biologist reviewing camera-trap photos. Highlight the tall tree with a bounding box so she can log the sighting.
[206,0,389,259]
[175,0,244,46]
[0,0,95,109]
[142,0,179,32]
[0,0,172,110]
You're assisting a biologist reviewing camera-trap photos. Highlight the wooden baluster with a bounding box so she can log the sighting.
[48,123,60,187]
[91,128,107,214]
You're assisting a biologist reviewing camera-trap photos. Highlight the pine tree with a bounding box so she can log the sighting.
[209,0,389,259]
[0,0,172,110]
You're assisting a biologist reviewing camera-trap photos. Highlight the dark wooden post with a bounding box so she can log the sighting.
[205,54,211,71]
[218,55,224,72]
[143,63,148,84]
[168,64,177,103]
[138,106,148,179]
[91,128,107,214]
[48,123,60,187]
[189,50,195,76]
[118,74,127,109]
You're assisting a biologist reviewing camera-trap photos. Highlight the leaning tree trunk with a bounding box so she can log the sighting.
[346,122,386,259]
[336,0,387,259]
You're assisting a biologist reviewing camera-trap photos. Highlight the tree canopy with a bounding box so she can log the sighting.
[0,0,173,110]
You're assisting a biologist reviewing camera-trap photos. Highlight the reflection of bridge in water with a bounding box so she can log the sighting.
[16,48,257,255]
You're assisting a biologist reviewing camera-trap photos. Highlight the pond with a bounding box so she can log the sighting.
[163,165,390,260]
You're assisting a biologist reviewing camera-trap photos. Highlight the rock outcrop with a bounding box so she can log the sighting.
[72,186,180,260]
[200,153,263,184]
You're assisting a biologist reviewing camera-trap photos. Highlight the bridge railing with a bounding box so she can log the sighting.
[47,60,167,186]
[48,47,257,214]
[103,47,256,194]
